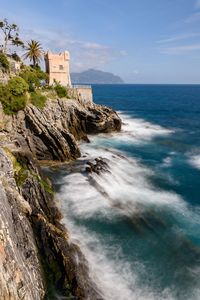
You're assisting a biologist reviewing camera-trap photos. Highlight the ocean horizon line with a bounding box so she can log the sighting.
[76,83,200,86]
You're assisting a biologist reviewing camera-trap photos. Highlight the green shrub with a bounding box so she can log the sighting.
[20,66,47,91]
[54,84,68,98]
[0,52,9,71]
[20,68,40,91]
[30,91,47,109]
[7,76,28,96]
[0,83,10,105]
[4,95,27,115]
[0,84,27,114]
[0,76,28,115]
[31,65,48,82]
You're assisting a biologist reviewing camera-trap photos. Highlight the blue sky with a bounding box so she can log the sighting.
[1,0,200,83]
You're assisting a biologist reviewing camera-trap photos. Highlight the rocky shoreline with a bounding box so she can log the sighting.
[0,97,121,299]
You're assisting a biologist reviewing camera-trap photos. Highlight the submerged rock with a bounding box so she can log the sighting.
[86,157,110,175]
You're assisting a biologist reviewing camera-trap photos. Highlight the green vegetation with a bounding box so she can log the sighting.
[0,18,73,115]
[39,177,54,195]
[0,67,48,114]
[33,64,48,81]
[0,77,28,114]
[0,52,9,71]
[0,90,27,115]
[54,83,68,98]
[7,76,28,95]
[30,91,47,109]
[3,147,21,172]
[24,40,43,67]
[20,66,47,91]
[33,173,54,195]
[3,147,28,186]
[15,167,29,187]
[3,147,54,190]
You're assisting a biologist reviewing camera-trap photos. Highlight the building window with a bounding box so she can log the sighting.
[59,65,64,70]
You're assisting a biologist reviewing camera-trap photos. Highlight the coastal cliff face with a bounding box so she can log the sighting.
[0,97,121,299]
[0,148,44,300]
[1,99,121,161]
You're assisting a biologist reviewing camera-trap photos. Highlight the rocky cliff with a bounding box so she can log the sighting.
[1,98,121,161]
[0,148,44,300]
[0,97,121,299]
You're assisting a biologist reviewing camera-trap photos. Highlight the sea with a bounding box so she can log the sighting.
[51,84,200,300]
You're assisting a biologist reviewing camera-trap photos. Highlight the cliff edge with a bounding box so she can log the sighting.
[0,97,121,299]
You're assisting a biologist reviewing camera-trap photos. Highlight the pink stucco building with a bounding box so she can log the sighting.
[45,51,72,87]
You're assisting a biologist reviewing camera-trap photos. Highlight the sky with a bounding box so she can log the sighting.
[1,0,200,83]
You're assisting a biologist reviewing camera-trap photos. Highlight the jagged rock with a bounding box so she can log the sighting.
[1,99,121,162]
[0,148,103,299]
[86,157,109,175]
[86,105,121,133]
[15,151,103,299]
[0,148,44,300]
[22,104,81,161]
[0,98,121,299]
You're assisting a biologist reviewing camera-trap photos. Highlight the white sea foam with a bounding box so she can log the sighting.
[58,148,185,221]
[78,146,185,216]
[86,113,174,152]
[64,222,175,300]
[56,144,196,300]
[161,156,172,168]
[120,113,173,139]
[92,112,174,146]
[188,154,200,170]
[55,114,200,300]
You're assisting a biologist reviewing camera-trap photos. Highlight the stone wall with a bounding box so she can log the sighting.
[72,85,93,105]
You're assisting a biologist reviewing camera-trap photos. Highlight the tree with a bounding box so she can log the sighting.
[0,52,9,71]
[20,66,48,91]
[0,18,24,53]
[24,40,43,67]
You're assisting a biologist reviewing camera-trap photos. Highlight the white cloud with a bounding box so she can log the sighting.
[157,31,200,55]
[157,33,200,44]
[160,43,200,54]
[82,42,109,50]
[20,28,125,72]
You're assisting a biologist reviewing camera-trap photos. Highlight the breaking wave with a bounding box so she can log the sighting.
[188,154,200,170]
[54,114,200,300]
[120,112,173,141]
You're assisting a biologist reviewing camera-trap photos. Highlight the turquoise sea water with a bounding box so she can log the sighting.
[53,85,200,300]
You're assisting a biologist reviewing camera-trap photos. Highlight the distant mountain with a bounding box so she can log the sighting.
[71,69,124,84]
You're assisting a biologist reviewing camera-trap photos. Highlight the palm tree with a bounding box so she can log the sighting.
[24,40,43,67]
